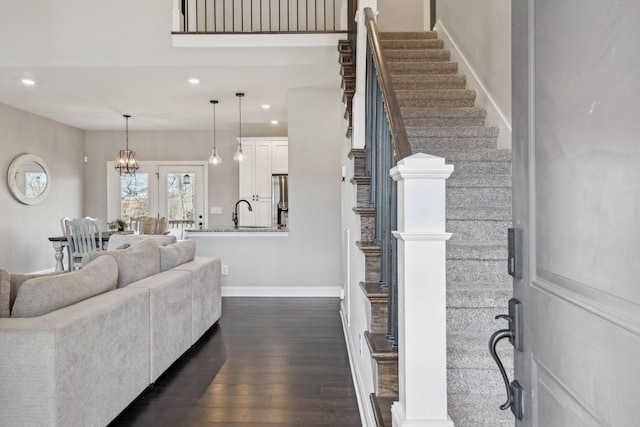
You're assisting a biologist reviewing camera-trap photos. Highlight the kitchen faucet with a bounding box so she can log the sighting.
[232,199,252,229]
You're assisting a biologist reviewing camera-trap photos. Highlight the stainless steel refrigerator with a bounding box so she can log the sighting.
[271,174,288,228]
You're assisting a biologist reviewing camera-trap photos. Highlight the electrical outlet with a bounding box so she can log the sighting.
[221,265,229,275]
[210,207,222,215]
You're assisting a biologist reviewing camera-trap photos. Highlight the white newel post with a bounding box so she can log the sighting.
[390,154,455,427]
[351,1,377,150]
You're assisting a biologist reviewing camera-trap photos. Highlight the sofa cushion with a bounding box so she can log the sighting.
[0,268,9,318]
[11,255,118,318]
[84,238,161,288]
[106,234,177,251]
[159,240,197,272]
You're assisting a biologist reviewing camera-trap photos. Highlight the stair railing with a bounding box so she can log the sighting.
[174,0,344,33]
[362,7,412,349]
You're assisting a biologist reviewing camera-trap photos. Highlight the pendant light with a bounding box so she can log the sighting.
[233,92,245,161]
[208,100,222,165]
[115,114,139,175]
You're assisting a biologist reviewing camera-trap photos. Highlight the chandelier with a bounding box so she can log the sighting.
[115,114,139,175]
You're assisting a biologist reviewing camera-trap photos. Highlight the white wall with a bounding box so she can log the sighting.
[0,103,85,273]
[436,0,512,148]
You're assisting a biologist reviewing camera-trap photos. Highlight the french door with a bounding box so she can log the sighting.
[107,161,207,230]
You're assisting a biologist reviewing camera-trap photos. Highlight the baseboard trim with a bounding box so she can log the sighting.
[222,286,342,297]
[434,20,512,150]
[340,309,377,427]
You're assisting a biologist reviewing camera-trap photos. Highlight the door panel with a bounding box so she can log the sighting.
[512,0,640,425]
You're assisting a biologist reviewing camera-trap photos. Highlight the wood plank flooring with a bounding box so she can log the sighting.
[109,297,362,427]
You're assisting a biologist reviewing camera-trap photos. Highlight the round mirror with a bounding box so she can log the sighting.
[7,154,51,205]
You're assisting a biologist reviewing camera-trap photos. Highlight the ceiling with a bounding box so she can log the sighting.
[0,2,344,133]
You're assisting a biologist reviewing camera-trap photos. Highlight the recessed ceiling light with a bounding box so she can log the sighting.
[21,78,36,86]
[187,78,200,85]
[262,104,271,109]
[271,120,279,125]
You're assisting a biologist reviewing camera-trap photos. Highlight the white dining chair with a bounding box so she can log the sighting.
[64,217,102,270]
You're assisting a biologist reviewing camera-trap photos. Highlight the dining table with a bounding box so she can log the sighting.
[48,231,123,272]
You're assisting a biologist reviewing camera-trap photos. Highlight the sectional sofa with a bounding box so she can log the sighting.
[0,238,221,427]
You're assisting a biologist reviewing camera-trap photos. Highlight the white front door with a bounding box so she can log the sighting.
[509,0,640,425]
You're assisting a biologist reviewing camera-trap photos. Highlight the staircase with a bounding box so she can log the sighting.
[340,31,514,427]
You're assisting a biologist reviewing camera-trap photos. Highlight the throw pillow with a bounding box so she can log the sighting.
[0,268,9,318]
[84,238,161,288]
[8,271,63,314]
[159,240,197,271]
[11,255,118,318]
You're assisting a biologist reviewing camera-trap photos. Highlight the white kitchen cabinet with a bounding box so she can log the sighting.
[238,139,277,227]
[272,140,289,174]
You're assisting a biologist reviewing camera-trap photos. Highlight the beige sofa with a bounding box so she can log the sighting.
[0,239,221,427]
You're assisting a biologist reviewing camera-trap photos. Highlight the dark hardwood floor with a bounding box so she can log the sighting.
[109,297,362,427]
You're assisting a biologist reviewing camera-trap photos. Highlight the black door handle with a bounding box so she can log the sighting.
[488,298,523,420]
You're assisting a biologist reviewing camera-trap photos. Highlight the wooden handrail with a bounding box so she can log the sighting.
[363,7,412,160]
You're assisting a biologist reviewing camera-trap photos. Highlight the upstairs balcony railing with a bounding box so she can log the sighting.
[174,0,346,33]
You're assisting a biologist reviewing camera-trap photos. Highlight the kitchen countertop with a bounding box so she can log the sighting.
[184,227,289,237]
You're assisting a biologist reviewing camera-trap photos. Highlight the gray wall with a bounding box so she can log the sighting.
[377,0,427,31]
[84,88,343,291]
[192,88,343,291]
[0,103,85,273]
[436,0,511,146]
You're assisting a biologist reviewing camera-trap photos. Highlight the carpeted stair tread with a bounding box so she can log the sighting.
[448,395,514,427]
[447,306,510,334]
[447,241,507,260]
[447,281,512,308]
[426,149,511,162]
[400,107,486,119]
[387,61,458,75]
[447,175,511,188]
[391,74,467,90]
[384,49,451,62]
[447,219,511,241]
[402,107,487,127]
[397,89,476,102]
[447,187,512,208]
[410,136,498,150]
[381,39,444,50]
[447,206,512,221]
[379,31,438,40]
[406,125,498,138]
[448,331,513,370]
[447,259,510,283]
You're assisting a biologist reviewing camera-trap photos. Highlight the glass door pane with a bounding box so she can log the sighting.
[158,165,205,231]
[120,172,150,223]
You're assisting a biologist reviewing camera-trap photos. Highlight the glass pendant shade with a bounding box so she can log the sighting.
[208,100,221,165]
[233,146,244,161]
[115,114,139,175]
[235,92,245,162]
[209,147,222,165]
